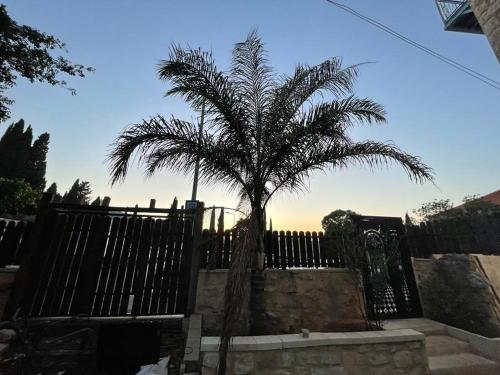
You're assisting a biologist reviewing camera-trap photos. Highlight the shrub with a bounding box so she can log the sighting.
[0,178,41,217]
[420,255,500,337]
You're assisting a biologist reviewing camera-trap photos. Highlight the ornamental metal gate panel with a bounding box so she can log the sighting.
[15,203,199,318]
[352,215,422,320]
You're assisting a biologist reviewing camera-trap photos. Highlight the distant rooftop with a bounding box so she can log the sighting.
[435,0,482,34]
[455,189,500,210]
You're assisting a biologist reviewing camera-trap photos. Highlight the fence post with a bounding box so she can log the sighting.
[185,202,204,316]
[3,192,53,319]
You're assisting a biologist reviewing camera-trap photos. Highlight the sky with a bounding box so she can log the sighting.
[2,0,499,231]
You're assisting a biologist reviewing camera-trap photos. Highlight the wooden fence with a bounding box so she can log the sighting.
[10,201,202,318]
[406,212,500,257]
[0,219,33,267]
[200,229,345,269]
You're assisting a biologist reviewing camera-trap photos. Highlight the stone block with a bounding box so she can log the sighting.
[319,350,341,365]
[281,351,294,367]
[393,350,413,369]
[0,329,16,343]
[233,352,254,374]
[311,367,347,375]
[203,352,219,369]
[367,351,390,366]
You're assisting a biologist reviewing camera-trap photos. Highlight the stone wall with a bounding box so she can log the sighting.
[0,268,17,320]
[470,0,500,61]
[200,330,428,375]
[195,269,366,335]
[195,270,252,335]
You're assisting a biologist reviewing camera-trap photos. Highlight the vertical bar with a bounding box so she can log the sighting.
[271,231,279,269]
[71,216,110,315]
[312,232,320,268]
[305,231,313,268]
[292,231,300,267]
[279,230,287,270]
[285,231,293,268]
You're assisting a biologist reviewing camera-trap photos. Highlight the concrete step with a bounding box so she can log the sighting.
[416,325,447,337]
[425,335,471,356]
[429,353,500,375]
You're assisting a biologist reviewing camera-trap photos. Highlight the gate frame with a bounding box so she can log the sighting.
[3,193,205,320]
[351,214,423,320]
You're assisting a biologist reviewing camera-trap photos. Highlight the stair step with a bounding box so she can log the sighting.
[417,325,447,337]
[429,353,500,375]
[426,335,471,356]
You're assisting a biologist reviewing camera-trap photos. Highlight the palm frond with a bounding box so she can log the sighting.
[264,140,433,204]
[107,116,248,192]
[231,29,274,124]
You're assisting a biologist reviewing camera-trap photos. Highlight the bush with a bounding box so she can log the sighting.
[420,255,500,338]
[0,177,41,217]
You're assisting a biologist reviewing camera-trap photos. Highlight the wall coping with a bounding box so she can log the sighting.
[201,329,424,352]
[0,266,19,273]
[198,268,351,274]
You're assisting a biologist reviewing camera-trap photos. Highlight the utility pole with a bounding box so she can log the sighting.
[191,102,205,201]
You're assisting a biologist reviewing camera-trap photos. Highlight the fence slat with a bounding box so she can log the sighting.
[151,218,170,314]
[312,232,320,268]
[292,231,300,267]
[285,231,293,268]
[167,219,184,314]
[141,219,163,315]
[92,217,120,315]
[279,230,287,270]
[131,218,153,315]
[0,221,24,267]
[71,216,110,315]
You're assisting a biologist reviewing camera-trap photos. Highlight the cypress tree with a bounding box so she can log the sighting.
[62,179,92,205]
[0,119,32,179]
[25,132,49,190]
[46,182,57,196]
[90,196,101,206]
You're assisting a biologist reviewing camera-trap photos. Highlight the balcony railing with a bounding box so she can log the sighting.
[436,0,468,23]
[435,0,482,33]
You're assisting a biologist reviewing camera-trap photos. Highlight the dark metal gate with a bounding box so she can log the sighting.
[353,215,422,320]
[10,200,202,318]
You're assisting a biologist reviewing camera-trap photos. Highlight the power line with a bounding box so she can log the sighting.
[325,0,500,91]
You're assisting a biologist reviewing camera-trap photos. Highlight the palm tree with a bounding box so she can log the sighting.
[108,30,432,373]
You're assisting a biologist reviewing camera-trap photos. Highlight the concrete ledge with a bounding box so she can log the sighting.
[198,268,351,274]
[200,329,424,352]
[445,324,500,363]
[183,314,202,372]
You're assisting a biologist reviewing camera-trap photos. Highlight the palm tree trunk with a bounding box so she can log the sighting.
[250,205,268,334]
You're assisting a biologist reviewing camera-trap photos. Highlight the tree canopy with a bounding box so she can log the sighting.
[0,4,93,122]
[412,194,499,222]
[321,209,358,236]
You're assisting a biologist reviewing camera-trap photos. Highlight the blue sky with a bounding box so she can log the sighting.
[2,0,499,230]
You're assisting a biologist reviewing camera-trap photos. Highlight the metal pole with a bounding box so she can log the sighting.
[191,102,205,201]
